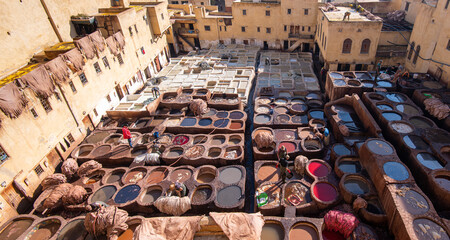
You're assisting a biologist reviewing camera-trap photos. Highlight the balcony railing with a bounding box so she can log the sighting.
[289,33,314,39]
[178,28,199,36]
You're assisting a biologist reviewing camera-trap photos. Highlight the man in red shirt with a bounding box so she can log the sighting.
[122,126,133,148]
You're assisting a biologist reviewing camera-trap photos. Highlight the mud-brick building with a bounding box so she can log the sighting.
[0,0,170,225]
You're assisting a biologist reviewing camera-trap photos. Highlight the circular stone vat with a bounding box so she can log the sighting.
[284,182,311,206]
[289,222,319,240]
[166,147,184,158]
[216,111,228,118]
[397,189,429,215]
[306,93,321,100]
[330,72,343,79]
[435,176,450,191]
[170,168,192,183]
[225,147,242,159]
[91,185,117,202]
[333,144,352,156]
[198,118,212,126]
[261,222,284,240]
[390,122,414,134]
[255,114,271,124]
[213,119,229,128]
[134,119,150,128]
[396,104,420,115]
[114,185,141,204]
[348,80,361,87]
[0,218,34,240]
[413,218,449,240]
[229,111,244,119]
[337,158,362,175]
[211,135,225,145]
[124,168,147,184]
[274,98,288,105]
[208,147,222,158]
[334,79,346,86]
[383,162,409,181]
[217,186,242,207]
[141,186,162,204]
[193,135,207,144]
[173,135,189,145]
[74,145,94,157]
[275,114,290,123]
[257,98,271,105]
[131,147,148,157]
[368,93,384,100]
[256,105,270,114]
[229,135,242,145]
[279,142,296,153]
[382,112,402,121]
[403,135,428,150]
[303,139,322,151]
[291,103,308,113]
[427,129,450,143]
[361,81,374,88]
[292,115,308,124]
[185,145,205,159]
[276,130,297,140]
[196,167,216,183]
[192,186,213,203]
[386,93,407,103]
[343,176,370,195]
[308,161,329,178]
[274,106,289,114]
[84,171,104,184]
[106,170,125,184]
[56,219,88,240]
[180,118,197,127]
[312,182,338,202]
[146,168,168,184]
[104,134,122,144]
[377,104,393,111]
[299,129,314,139]
[204,109,217,117]
[219,167,242,184]
[416,153,444,170]
[230,121,243,129]
[25,219,61,240]
[309,110,325,120]
[366,139,394,155]
[376,81,393,88]
[409,116,434,129]
[257,164,280,182]
[85,131,111,144]
[291,98,305,104]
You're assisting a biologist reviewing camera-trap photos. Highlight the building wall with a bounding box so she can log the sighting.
[405,1,450,85]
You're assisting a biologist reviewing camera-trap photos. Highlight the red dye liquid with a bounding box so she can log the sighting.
[308,162,329,177]
[279,142,296,153]
[322,230,345,240]
[313,182,337,202]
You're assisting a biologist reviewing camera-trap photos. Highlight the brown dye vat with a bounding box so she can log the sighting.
[194,136,208,144]
[149,119,164,127]
[396,104,420,115]
[303,139,321,151]
[56,219,88,240]
[275,114,290,123]
[159,134,173,145]
[436,176,450,191]
[211,136,225,145]
[147,168,168,184]
[276,130,297,140]
[196,167,216,183]
[274,106,289,114]
[257,184,281,208]
[105,135,121,144]
[185,145,205,158]
[397,189,429,215]
[192,186,213,202]
[289,223,319,240]
[258,165,280,182]
[131,148,148,157]
[124,169,146,183]
[117,223,140,240]
[110,145,130,158]
[284,182,311,206]
[85,173,104,184]
[91,145,112,157]
[208,148,221,157]
[299,129,314,139]
[134,119,149,128]
[28,220,61,240]
[409,117,434,129]
[225,147,242,159]
[107,171,125,184]
[257,98,271,105]
[229,135,242,144]
[170,168,192,183]
[0,218,34,240]
[85,132,111,144]
[167,148,183,158]
[413,218,449,240]
[261,222,284,240]
[230,121,243,129]
[141,187,162,203]
[76,145,94,157]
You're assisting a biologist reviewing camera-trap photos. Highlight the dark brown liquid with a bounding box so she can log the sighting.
[192,187,212,202]
[29,221,61,240]
[197,173,215,183]
[0,219,33,240]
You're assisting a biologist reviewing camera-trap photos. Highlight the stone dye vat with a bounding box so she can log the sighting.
[138,186,163,206]
[334,156,362,178]
[257,183,283,215]
[306,160,331,179]
[103,168,126,184]
[216,185,242,208]
[261,221,285,240]
[339,174,373,203]
[191,185,214,203]
[194,165,217,183]
[146,167,169,185]
[56,218,89,240]
[24,218,62,240]
[311,182,339,209]
[214,165,246,211]
[114,184,141,204]
[169,167,194,183]
[218,166,242,185]
[0,216,35,240]
[289,222,320,240]
[123,168,147,184]
[90,185,117,203]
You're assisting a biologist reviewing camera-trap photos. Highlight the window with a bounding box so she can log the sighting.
[69,81,77,93]
[257,27,260,32]
[231,38,236,44]
[0,145,9,164]
[287,9,292,14]
[324,37,327,49]
[284,25,287,32]
[93,108,98,117]
[304,9,309,15]
[405,2,410,11]
[360,39,371,54]
[181,1,188,3]
[94,62,102,73]
[117,53,124,65]
[102,57,110,69]
[446,0,449,9]
[180,23,185,28]
[302,26,305,31]
[34,164,44,176]
[266,28,271,34]
[172,0,179,3]
[220,26,222,31]
[266,10,270,16]
[342,38,352,53]
[243,40,249,45]
[129,26,133,36]
[40,98,52,113]
[54,92,61,101]
[201,2,204,5]
[241,26,246,32]
[204,25,211,31]
[408,42,415,59]
[161,13,164,20]
[219,40,224,44]
[224,26,227,31]
[79,73,88,85]
[134,24,138,33]
[67,133,75,143]
[106,94,111,102]
[243,9,246,15]
[447,40,450,50]
[413,45,420,64]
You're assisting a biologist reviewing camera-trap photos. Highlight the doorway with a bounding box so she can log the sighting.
[115,85,124,100]
[263,41,268,50]
[194,38,201,48]
[283,40,289,50]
